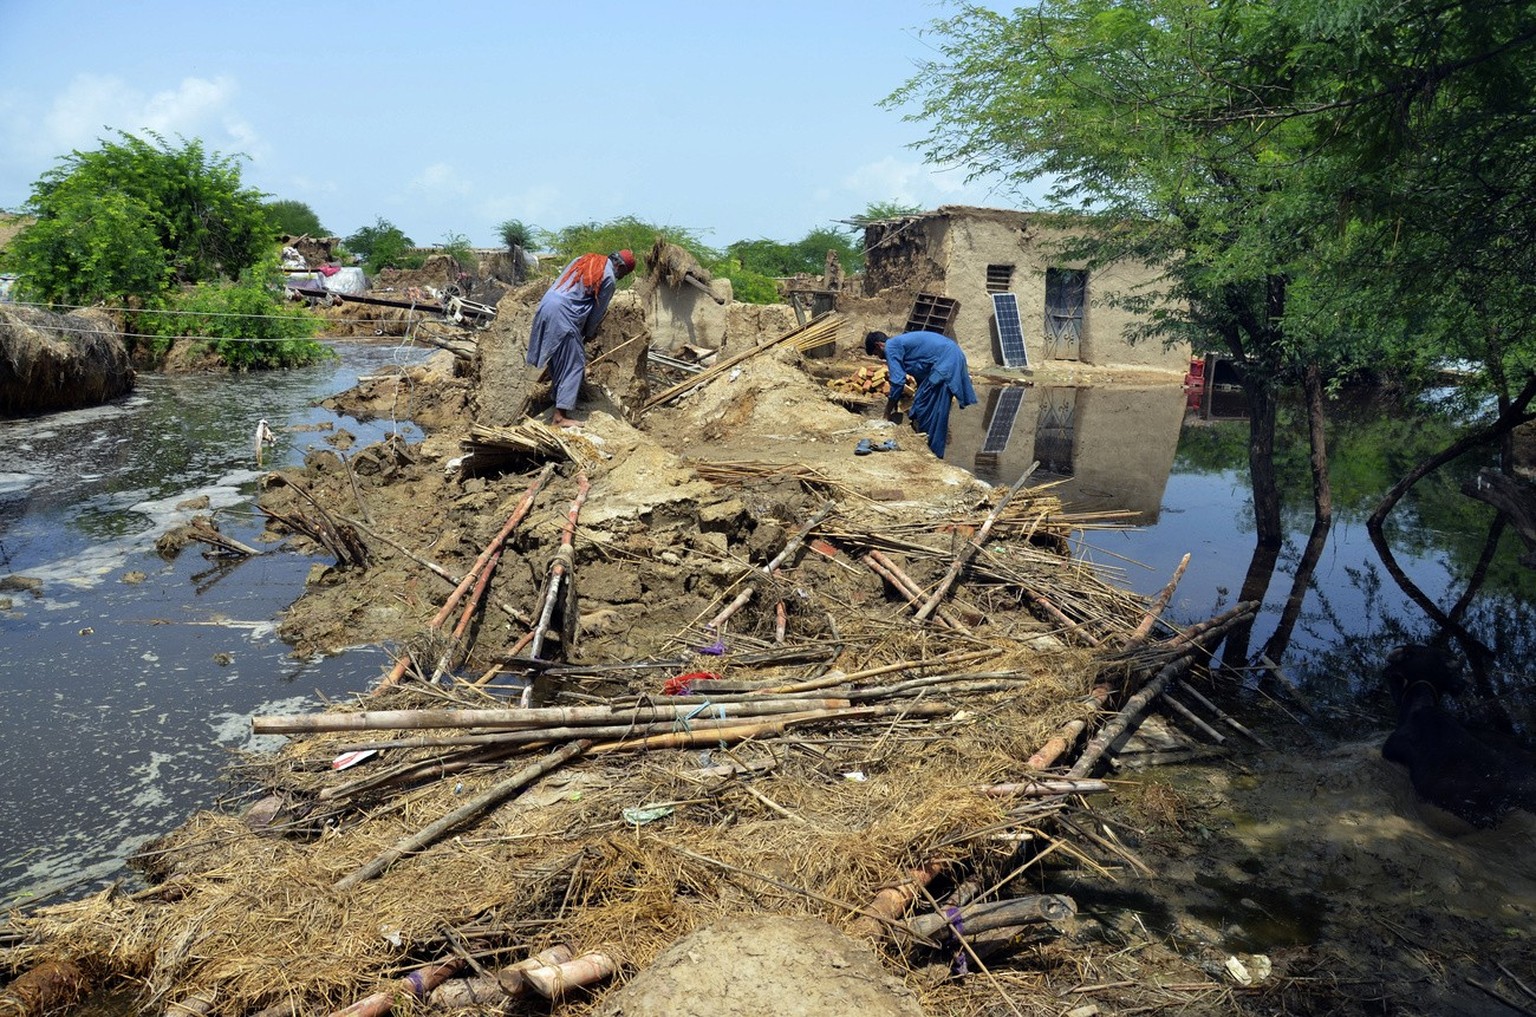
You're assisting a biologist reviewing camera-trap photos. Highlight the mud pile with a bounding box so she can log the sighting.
[0,304,135,414]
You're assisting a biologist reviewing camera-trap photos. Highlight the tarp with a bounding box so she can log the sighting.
[320,267,368,295]
[284,267,369,297]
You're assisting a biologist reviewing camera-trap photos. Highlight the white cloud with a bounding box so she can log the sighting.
[842,156,931,207]
[37,74,245,155]
[409,162,473,196]
[0,74,259,205]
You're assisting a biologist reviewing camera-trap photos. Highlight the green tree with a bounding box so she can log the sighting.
[725,227,863,278]
[437,231,476,273]
[6,131,270,306]
[497,219,541,252]
[264,199,327,238]
[346,218,415,276]
[858,201,923,222]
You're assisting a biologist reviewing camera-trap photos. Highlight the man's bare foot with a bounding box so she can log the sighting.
[551,411,581,429]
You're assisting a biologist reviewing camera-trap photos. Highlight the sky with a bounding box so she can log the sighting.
[0,1,1038,251]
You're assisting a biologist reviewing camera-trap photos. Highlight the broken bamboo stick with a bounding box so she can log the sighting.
[1122,551,1190,650]
[325,958,463,1017]
[521,952,617,998]
[862,552,971,632]
[847,860,948,940]
[904,895,1077,946]
[428,945,573,1008]
[378,463,554,689]
[527,472,590,675]
[916,462,1038,622]
[333,740,589,891]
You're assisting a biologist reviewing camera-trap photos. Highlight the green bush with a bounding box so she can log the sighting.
[134,255,329,370]
[346,218,416,276]
[707,260,781,304]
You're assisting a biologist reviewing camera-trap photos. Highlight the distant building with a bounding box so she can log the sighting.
[861,205,1188,373]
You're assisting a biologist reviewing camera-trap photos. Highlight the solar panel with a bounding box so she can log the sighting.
[992,292,1029,369]
[982,386,1024,454]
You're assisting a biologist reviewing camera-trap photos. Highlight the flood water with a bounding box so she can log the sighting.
[0,341,431,907]
[3,357,1532,909]
[944,380,1536,732]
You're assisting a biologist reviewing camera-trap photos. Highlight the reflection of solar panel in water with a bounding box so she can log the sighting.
[982,386,1024,453]
[992,292,1029,369]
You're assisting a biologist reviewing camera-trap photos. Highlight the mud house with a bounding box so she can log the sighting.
[860,205,1188,374]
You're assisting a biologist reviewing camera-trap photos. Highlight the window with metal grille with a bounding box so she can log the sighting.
[986,264,1014,292]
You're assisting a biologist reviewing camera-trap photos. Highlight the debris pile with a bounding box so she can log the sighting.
[0,300,1266,1017]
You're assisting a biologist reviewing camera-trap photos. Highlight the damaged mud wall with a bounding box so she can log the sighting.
[0,305,135,414]
[472,287,650,428]
[861,214,947,297]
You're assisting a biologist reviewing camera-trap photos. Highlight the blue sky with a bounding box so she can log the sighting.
[0,1,1037,250]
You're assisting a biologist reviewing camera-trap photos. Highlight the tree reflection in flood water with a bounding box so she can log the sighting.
[946,381,1536,738]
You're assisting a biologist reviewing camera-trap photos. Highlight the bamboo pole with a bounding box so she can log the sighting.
[862,552,971,632]
[759,648,999,695]
[706,586,754,629]
[326,958,463,1017]
[847,860,948,940]
[1161,692,1226,744]
[1175,681,1272,748]
[378,463,554,689]
[764,499,835,574]
[526,474,590,696]
[915,463,1038,622]
[979,778,1108,797]
[521,953,617,998]
[1025,719,1086,771]
[904,894,1077,945]
[333,740,589,891]
[1122,552,1190,650]
[868,548,983,625]
[589,701,950,753]
[255,697,855,735]
[428,945,573,1008]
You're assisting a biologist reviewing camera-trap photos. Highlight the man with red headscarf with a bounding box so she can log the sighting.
[526,249,635,427]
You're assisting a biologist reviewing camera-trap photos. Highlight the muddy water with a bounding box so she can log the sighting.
[0,341,431,906]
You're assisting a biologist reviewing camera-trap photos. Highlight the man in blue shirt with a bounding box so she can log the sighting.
[864,329,978,458]
[526,249,635,427]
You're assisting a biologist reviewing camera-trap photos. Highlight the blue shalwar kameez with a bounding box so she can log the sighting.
[883,330,978,458]
[525,255,619,413]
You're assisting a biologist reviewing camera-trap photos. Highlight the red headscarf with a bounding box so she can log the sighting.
[555,253,609,294]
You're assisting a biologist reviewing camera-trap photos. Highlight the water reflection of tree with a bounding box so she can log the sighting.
[1183,388,1536,723]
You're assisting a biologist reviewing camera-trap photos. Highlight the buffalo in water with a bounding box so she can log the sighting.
[1381,644,1536,829]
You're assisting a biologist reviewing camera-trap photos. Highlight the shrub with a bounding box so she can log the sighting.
[134,254,329,370]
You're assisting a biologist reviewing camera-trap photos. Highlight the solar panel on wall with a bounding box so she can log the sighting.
[992,292,1029,369]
